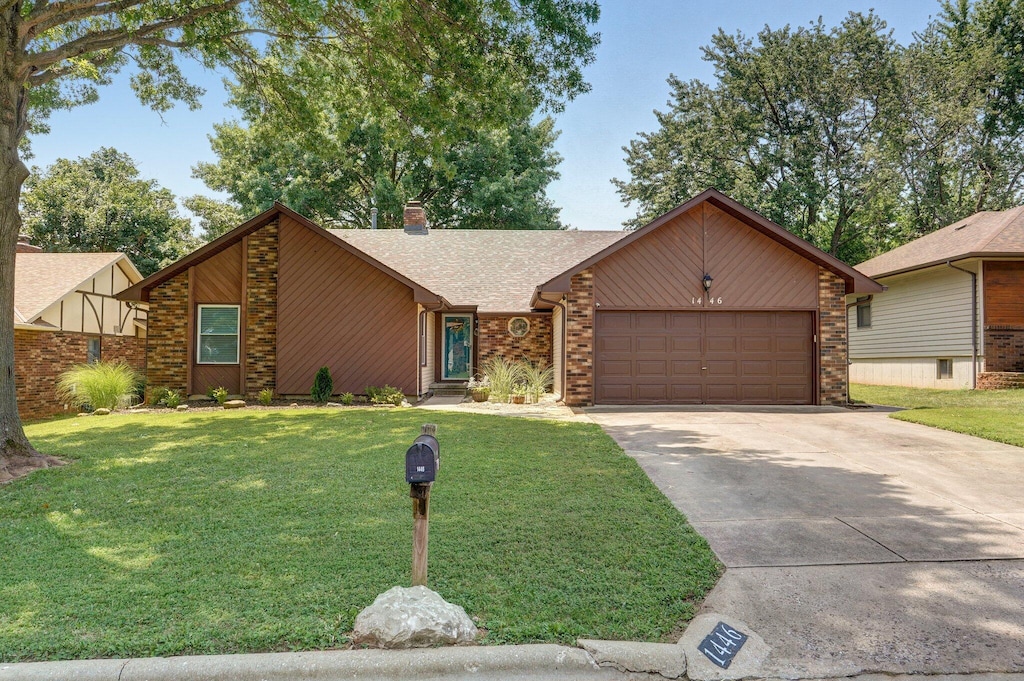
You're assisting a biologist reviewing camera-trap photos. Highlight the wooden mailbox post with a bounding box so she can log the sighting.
[405,424,438,586]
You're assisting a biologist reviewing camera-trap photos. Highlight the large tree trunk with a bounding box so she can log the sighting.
[0,6,62,483]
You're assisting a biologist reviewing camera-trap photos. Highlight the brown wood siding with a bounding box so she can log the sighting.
[593,206,703,308]
[593,204,817,310]
[595,310,813,404]
[276,216,418,395]
[704,204,818,309]
[983,261,1024,326]
[193,242,243,303]
[193,364,240,395]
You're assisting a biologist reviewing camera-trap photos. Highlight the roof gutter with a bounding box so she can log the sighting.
[946,261,978,389]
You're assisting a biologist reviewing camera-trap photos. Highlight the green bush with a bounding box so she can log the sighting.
[205,385,217,399]
[482,356,525,402]
[366,384,404,406]
[340,392,355,406]
[162,390,182,409]
[56,361,141,411]
[149,386,169,407]
[211,386,229,405]
[311,367,334,403]
[521,360,554,403]
[258,388,274,406]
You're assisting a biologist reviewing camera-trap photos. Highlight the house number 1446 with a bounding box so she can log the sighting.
[691,297,724,305]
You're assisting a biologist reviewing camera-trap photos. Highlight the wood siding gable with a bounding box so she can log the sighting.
[276,216,418,395]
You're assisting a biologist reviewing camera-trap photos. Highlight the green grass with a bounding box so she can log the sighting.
[1,409,720,662]
[851,383,1024,447]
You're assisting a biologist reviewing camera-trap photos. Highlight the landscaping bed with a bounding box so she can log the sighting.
[1,409,720,661]
[851,383,1024,447]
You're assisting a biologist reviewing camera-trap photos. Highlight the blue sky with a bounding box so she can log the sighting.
[28,0,942,232]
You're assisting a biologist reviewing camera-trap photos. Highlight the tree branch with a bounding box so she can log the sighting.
[25,0,146,38]
[24,0,242,71]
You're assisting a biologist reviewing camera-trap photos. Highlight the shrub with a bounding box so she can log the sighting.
[521,360,554,403]
[205,385,217,399]
[311,367,333,403]
[366,384,404,406]
[482,356,525,402]
[149,386,169,407]
[340,392,355,406]
[211,386,229,405]
[258,388,274,406]
[162,390,182,409]
[56,361,141,411]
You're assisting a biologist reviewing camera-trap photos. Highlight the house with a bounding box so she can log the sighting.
[14,235,147,419]
[118,189,880,406]
[849,206,1024,389]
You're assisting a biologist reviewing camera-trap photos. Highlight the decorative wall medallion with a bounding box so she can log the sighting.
[508,317,530,337]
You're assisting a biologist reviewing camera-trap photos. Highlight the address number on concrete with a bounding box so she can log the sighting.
[699,621,748,669]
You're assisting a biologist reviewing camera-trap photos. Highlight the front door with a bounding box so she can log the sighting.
[442,314,473,380]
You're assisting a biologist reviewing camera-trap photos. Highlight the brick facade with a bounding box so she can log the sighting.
[146,271,189,395]
[244,222,278,397]
[563,269,595,406]
[983,326,1024,373]
[477,314,553,371]
[818,268,848,405]
[977,371,1024,389]
[14,329,144,420]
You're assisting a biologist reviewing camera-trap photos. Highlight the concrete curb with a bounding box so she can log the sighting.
[0,644,645,681]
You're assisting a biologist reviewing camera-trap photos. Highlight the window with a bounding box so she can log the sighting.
[197,305,240,364]
[937,358,953,380]
[856,300,872,328]
[86,337,101,363]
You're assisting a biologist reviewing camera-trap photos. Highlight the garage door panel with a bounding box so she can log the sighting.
[595,310,813,405]
[637,336,668,352]
[599,336,632,352]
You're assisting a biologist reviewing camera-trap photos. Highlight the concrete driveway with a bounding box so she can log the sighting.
[587,405,1024,678]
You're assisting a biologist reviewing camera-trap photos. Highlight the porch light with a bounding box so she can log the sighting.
[702,274,713,292]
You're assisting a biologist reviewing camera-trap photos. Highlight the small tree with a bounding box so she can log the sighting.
[311,367,334,403]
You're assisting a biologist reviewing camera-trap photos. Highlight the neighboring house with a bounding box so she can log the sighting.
[14,235,147,419]
[118,189,879,406]
[850,206,1024,389]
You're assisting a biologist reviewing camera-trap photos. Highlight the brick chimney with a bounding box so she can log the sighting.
[403,201,428,234]
[16,234,41,253]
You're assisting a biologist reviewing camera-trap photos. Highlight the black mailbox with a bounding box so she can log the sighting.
[406,433,439,483]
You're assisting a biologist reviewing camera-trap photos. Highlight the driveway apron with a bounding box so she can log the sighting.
[587,405,1024,677]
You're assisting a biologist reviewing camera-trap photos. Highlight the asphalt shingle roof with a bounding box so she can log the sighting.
[14,252,125,323]
[331,229,626,312]
[856,206,1024,278]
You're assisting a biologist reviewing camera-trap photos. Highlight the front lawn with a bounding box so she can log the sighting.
[851,383,1024,447]
[0,409,719,661]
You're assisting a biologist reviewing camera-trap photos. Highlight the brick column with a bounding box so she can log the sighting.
[245,221,279,397]
[564,269,595,406]
[146,272,188,395]
[818,268,848,405]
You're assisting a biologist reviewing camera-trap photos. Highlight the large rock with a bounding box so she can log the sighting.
[351,586,478,649]
[223,400,246,409]
[92,408,111,416]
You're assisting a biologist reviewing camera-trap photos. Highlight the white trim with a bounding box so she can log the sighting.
[196,304,240,365]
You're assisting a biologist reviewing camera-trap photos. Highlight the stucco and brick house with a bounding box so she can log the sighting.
[849,206,1024,389]
[14,235,146,419]
[119,189,879,406]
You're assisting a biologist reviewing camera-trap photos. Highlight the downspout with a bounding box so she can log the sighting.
[535,293,567,402]
[846,294,872,404]
[946,261,978,388]
[418,301,444,399]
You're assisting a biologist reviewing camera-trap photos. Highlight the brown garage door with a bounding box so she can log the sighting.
[595,311,814,405]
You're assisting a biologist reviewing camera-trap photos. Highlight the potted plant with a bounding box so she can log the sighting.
[467,376,491,402]
[510,384,527,404]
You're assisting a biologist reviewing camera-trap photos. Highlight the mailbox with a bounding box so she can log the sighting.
[405,433,439,483]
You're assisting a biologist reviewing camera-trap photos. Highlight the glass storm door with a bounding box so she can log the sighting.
[442,314,472,380]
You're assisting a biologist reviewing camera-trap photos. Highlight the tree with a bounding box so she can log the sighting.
[22,148,195,275]
[0,0,599,481]
[182,194,244,242]
[614,12,903,262]
[192,112,564,233]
